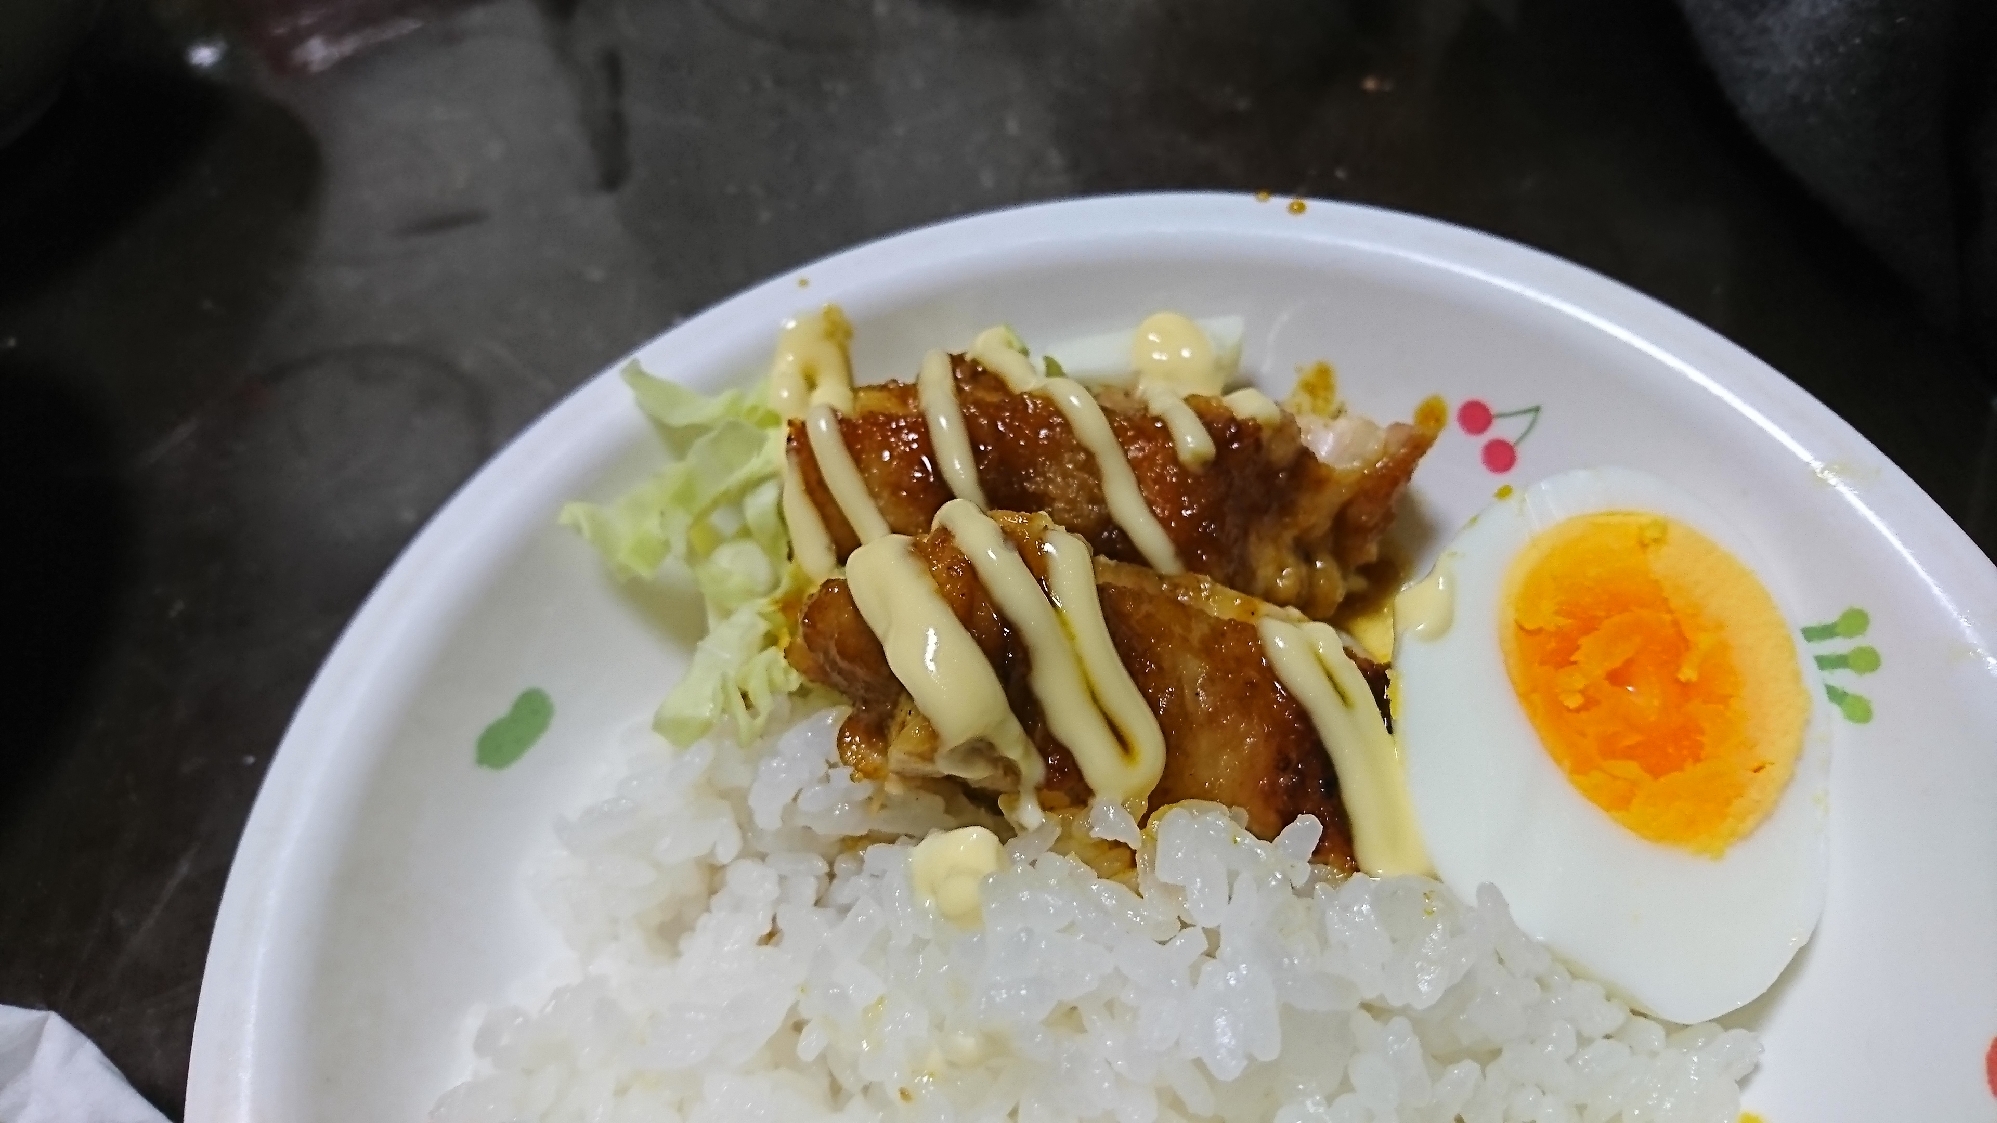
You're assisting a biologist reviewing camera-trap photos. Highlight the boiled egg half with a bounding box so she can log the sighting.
[1393,467,1829,1024]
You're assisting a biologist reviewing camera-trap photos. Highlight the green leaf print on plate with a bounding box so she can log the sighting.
[477,688,554,769]
[1802,608,1878,724]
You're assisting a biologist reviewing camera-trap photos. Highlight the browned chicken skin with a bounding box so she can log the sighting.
[789,355,1436,621]
[787,511,1396,873]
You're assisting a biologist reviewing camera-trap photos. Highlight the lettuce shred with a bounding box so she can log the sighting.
[560,362,810,746]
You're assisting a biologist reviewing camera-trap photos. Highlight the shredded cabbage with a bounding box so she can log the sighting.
[560,362,810,745]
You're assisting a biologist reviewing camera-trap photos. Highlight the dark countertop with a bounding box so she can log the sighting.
[3,0,1993,1114]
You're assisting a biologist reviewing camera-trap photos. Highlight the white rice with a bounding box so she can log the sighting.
[432,707,1759,1123]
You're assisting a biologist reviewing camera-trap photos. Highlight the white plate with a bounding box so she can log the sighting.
[188,193,1997,1121]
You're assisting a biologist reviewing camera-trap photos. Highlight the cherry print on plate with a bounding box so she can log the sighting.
[1456,398,1541,474]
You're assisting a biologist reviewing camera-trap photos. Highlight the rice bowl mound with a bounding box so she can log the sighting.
[432,707,1760,1123]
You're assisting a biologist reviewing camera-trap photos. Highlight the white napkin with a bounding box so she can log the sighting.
[0,1007,167,1123]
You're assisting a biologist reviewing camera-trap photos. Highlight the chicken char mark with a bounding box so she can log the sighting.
[787,511,1390,871]
[787,355,1435,621]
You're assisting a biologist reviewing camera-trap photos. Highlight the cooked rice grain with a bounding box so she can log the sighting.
[432,707,1758,1123]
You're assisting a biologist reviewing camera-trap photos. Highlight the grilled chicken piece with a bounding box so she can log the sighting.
[789,355,1436,621]
[787,511,1394,872]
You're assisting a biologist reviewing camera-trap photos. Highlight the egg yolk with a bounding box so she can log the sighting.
[1500,512,1807,856]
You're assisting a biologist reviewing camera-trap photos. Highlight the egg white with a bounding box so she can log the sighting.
[1394,466,1830,1025]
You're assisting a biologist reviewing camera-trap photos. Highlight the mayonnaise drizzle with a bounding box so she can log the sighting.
[910,826,1003,927]
[783,447,838,579]
[1038,378,1184,574]
[775,311,1192,578]
[934,500,1165,809]
[968,326,1043,392]
[1043,527,1166,811]
[918,349,988,508]
[806,403,891,543]
[1258,615,1431,877]
[846,535,1045,827]
[768,305,855,418]
[1139,382,1216,468]
[1130,311,1225,396]
[1396,554,1455,641]
[1122,312,1232,470]
[952,324,1183,574]
[772,305,860,572]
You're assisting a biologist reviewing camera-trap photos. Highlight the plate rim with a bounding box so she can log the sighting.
[185,190,1997,1120]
